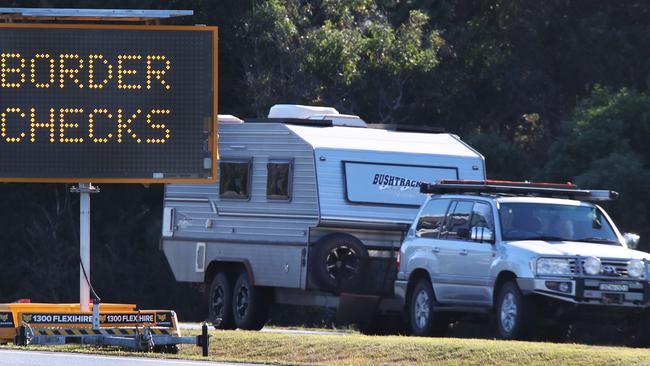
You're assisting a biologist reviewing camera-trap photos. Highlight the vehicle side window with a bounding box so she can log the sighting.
[267,160,292,200]
[442,201,474,240]
[415,199,451,238]
[471,202,494,230]
[219,161,250,199]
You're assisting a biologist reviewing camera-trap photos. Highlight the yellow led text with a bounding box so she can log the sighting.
[1,107,172,144]
[1,53,171,90]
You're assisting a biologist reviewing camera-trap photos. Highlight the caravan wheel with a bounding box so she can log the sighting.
[232,271,269,330]
[208,272,235,329]
[311,234,368,292]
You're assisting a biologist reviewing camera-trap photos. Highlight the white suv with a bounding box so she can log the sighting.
[395,181,648,342]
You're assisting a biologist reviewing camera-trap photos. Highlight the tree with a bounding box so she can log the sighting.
[542,87,650,247]
[466,132,529,180]
[235,0,443,123]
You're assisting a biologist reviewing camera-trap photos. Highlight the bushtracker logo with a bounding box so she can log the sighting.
[372,174,424,188]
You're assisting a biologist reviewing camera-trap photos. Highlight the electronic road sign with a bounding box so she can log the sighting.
[0,24,217,183]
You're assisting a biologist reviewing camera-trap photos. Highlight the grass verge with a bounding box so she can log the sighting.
[4,329,650,365]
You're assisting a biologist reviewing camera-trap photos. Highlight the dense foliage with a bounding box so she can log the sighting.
[1,0,649,320]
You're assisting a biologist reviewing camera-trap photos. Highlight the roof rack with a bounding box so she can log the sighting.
[419,180,618,202]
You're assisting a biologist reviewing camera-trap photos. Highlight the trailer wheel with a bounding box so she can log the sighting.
[311,234,368,292]
[232,271,269,330]
[208,272,235,330]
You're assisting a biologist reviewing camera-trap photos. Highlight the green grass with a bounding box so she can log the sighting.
[4,329,650,365]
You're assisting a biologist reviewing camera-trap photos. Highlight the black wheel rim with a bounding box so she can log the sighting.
[211,285,225,323]
[325,245,360,281]
[235,284,250,319]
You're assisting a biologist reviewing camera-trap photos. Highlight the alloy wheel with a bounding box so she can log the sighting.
[500,292,518,334]
[414,290,430,330]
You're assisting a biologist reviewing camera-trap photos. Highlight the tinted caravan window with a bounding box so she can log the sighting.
[219,161,250,199]
[267,161,292,200]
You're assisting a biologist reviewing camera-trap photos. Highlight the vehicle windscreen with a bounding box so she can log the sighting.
[499,202,620,244]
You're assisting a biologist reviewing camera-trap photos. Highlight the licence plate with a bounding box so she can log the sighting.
[599,284,628,292]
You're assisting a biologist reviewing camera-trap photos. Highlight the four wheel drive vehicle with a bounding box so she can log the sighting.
[395,180,649,342]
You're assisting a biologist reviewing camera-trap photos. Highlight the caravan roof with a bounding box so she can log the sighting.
[286,125,480,158]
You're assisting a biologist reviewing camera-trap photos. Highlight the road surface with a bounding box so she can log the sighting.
[0,350,265,366]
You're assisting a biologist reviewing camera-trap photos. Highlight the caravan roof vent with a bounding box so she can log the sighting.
[268,104,367,127]
[218,114,243,124]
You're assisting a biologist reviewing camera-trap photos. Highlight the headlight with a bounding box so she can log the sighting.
[627,259,645,278]
[584,256,601,275]
[536,258,572,275]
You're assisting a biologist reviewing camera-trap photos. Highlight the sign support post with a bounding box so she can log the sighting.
[70,183,99,312]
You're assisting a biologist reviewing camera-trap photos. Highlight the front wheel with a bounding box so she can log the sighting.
[495,280,537,340]
[408,278,447,337]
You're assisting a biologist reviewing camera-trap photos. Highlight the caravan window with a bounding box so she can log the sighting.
[219,161,250,199]
[267,160,292,200]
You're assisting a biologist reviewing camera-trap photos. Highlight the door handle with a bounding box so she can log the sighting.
[459,249,468,256]
[432,247,440,253]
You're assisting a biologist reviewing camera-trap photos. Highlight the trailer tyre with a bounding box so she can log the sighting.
[311,234,368,292]
[208,272,235,330]
[232,271,269,330]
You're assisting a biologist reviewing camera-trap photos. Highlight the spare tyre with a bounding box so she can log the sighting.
[310,234,368,293]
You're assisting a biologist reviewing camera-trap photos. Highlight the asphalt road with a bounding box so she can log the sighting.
[0,350,265,366]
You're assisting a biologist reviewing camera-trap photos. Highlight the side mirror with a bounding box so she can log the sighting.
[624,233,640,249]
[471,226,494,243]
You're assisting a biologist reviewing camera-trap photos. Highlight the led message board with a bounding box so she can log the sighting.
[0,24,217,183]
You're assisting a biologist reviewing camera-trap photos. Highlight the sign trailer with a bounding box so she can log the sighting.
[0,8,215,355]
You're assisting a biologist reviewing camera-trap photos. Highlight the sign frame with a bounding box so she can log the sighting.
[0,23,218,184]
